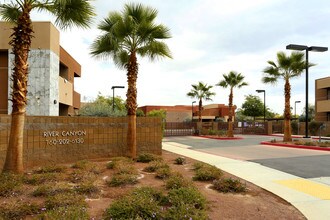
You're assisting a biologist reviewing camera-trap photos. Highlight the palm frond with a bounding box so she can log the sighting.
[137,41,172,60]
[0,3,21,23]
[49,0,95,29]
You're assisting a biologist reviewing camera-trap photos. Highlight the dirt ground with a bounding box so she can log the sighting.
[0,150,307,219]
[86,150,306,219]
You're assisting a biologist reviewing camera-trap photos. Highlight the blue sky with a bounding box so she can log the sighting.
[29,0,330,114]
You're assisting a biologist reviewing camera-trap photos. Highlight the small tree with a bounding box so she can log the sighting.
[241,95,264,121]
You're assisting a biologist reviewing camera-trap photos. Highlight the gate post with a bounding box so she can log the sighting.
[267,121,272,135]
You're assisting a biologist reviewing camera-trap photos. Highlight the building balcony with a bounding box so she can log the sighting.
[59,76,73,106]
[73,91,81,109]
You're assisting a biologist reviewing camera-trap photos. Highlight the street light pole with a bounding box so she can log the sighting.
[192,101,196,122]
[111,86,125,111]
[286,44,328,138]
[256,90,266,123]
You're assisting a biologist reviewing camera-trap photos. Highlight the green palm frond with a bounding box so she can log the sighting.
[187,82,215,101]
[216,71,248,89]
[0,3,21,23]
[48,0,95,29]
[91,3,172,66]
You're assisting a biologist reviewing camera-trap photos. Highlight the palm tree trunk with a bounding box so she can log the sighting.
[126,51,138,159]
[198,99,202,122]
[3,2,33,174]
[283,79,292,142]
[227,88,234,137]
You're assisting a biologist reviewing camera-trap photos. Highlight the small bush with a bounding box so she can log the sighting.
[0,201,40,220]
[192,162,206,170]
[143,161,169,173]
[192,163,223,181]
[106,174,138,187]
[45,193,86,210]
[174,157,186,165]
[74,181,100,195]
[39,206,89,220]
[32,185,54,197]
[137,153,162,163]
[212,178,247,193]
[304,141,317,146]
[165,172,192,190]
[67,170,96,183]
[33,165,66,174]
[115,162,138,175]
[22,173,57,185]
[104,187,164,219]
[270,139,277,143]
[0,173,22,197]
[155,167,171,179]
[165,187,208,220]
[106,157,134,170]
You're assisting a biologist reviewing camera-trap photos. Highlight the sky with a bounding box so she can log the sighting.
[27,0,330,114]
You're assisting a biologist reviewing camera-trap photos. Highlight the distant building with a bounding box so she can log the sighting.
[0,21,81,116]
[138,104,234,122]
[315,76,330,121]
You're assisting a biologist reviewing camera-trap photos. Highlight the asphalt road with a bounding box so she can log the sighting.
[163,135,330,181]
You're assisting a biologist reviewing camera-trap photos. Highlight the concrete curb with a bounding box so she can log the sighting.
[261,141,330,152]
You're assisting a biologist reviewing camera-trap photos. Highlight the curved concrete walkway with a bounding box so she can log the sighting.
[163,136,330,220]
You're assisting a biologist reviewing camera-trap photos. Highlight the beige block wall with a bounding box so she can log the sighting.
[0,116,162,170]
[0,22,60,56]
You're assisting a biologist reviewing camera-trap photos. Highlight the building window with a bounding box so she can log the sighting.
[328,112,330,121]
[327,88,330,100]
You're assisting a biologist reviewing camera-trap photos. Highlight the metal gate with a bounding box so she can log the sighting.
[164,122,197,136]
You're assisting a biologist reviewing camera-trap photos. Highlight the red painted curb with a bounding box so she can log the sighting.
[260,141,330,152]
[199,135,243,140]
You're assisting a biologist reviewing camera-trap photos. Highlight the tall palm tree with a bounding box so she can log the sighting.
[0,0,95,174]
[216,71,248,137]
[90,3,172,159]
[262,51,307,142]
[187,82,215,122]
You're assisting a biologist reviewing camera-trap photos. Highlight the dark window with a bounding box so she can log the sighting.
[327,88,330,100]
[327,112,330,121]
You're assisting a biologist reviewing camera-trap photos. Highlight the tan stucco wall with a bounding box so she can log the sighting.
[316,77,330,89]
[0,22,60,56]
[59,76,73,105]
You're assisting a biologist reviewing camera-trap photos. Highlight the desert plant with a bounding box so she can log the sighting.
[103,187,165,219]
[67,170,97,184]
[33,165,66,174]
[192,163,223,181]
[45,193,86,210]
[106,174,138,187]
[143,161,169,173]
[212,178,247,193]
[0,173,22,197]
[174,157,186,165]
[291,121,298,135]
[165,172,192,190]
[155,167,171,179]
[74,181,100,195]
[165,187,208,220]
[0,201,40,220]
[39,206,89,220]
[22,173,57,185]
[309,121,322,136]
[137,153,162,163]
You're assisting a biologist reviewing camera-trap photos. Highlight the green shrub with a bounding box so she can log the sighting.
[165,187,208,220]
[165,172,192,190]
[22,173,57,185]
[104,187,165,219]
[304,141,317,146]
[67,170,96,183]
[137,153,162,163]
[212,178,247,193]
[33,165,66,174]
[106,157,134,169]
[174,157,186,165]
[192,163,223,181]
[208,129,217,135]
[74,181,100,195]
[45,193,86,210]
[192,162,206,170]
[143,161,169,173]
[0,173,22,197]
[32,185,54,197]
[39,206,89,220]
[115,162,138,175]
[0,201,40,220]
[291,121,298,135]
[308,121,322,136]
[106,174,138,187]
[155,167,171,179]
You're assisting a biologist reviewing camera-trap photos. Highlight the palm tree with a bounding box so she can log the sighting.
[187,82,215,122]
[216,71,248,137]
[90,3,172,159]
[0,0,95,173]
[262,51,307,142]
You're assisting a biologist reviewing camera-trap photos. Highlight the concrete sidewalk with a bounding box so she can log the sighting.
[163,141,330,220]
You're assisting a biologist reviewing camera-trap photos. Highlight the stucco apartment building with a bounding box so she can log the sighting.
[315,76,330,121]
[139,104,233,122]
[0,21,81,116]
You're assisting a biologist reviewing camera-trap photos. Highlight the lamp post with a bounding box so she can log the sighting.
[294,100,301,119]
[192,101,196,122]
[111,86,125,111]
[256,90,266,123]
[286,44,328,138]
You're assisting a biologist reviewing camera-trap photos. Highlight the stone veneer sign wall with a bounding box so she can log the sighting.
[0,115,162,170]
